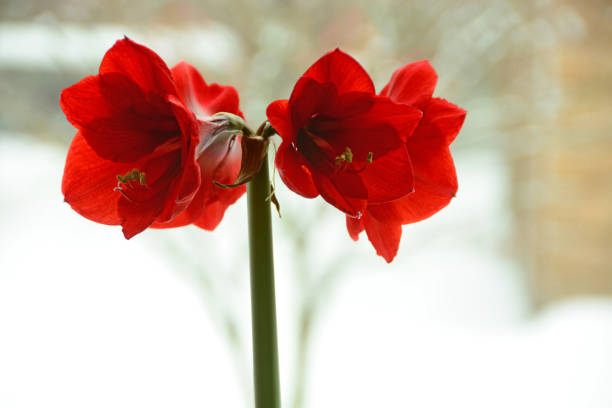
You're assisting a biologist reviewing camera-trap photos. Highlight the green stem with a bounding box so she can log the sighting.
[247,155,281,408]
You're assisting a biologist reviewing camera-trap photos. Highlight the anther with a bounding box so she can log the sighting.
[335,147,354,165]
[116,168,147,186]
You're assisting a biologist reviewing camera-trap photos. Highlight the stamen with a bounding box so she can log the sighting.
[345,147,353,162]
[335,147,354,165]
[116,168,147,186]
[344,151,374,174]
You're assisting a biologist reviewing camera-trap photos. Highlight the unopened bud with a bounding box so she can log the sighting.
[211,112,250,135]
[214,120,277,189]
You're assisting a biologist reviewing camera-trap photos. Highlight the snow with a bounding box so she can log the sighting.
[1,136,611,407]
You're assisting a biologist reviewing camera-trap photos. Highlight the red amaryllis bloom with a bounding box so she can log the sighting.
[266,49,422,217]
[60,37,245,239]
[346,61,467,262]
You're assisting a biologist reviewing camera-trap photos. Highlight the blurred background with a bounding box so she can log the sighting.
[1,0,611,407]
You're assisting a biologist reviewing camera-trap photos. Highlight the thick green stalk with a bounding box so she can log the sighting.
[247,156,281,408]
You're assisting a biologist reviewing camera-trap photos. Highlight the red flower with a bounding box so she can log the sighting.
[60,37,245,239]
[346,61,467,262]
[266,49,422,217]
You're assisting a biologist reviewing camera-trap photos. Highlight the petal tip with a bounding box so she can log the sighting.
[382,254,395,263]
[121,227,137,240]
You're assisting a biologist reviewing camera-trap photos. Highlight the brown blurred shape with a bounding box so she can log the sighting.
[516,1,612,306]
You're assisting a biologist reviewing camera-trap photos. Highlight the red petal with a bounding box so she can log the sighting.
[193,200,227,230]
[60,73,179,162]
[62,132,125,225]
[319,91,374,120]
[380,60,438,110]
[366,157,456,224]
[267,99,295,144]
[154,182,245,230]
[275,142,318,199]
[308,95,422,160]
[287,79,375,132]
[406,97,465,198]
[368,186,453,225]
[288,78,335,131]
[374,142,457,224]
[360,146,414,204]
[270,98,319,199]
[412,144,457,197]
[118,193,167,239]
[99,37,176,98]
[346,216,364,241]
[63,132,185,238]
[364,151,456,226]
[362,213,402,263]
[364,96,423,142]
[151,178,205,229]
[294,125,370,211]
[194,184,245,231]
[171,61,243,119]
[365,98,466,224]
[297,123,409,205]
[411,97,467,145]
[155,97,201,223]
[153,125,245,230]
[115,148,182,238]
[310,170,366,217]
[303,96,419,204]
[302,48,375,95]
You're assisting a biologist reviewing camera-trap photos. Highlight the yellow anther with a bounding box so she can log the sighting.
[344,147,353,162]
[366,152,373,163]
[335,147,354,165]
[116,168,147,186]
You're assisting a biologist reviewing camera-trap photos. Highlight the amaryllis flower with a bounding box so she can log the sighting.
[60,37,245,238]
[346,61,467,262]
[266,49,423,217]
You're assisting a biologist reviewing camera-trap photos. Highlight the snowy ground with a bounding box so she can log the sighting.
[1,136,611,408]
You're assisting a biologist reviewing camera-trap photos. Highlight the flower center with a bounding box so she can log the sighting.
[114,168,150,202]
[116,168,147,186]
[334,146,373,173]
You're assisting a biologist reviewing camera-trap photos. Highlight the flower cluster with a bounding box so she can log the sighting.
[61,38,465,262]
[61,38,245,239]
[268,50,466,262]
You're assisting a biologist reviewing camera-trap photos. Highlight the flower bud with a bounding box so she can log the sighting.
[214,121,274,189]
